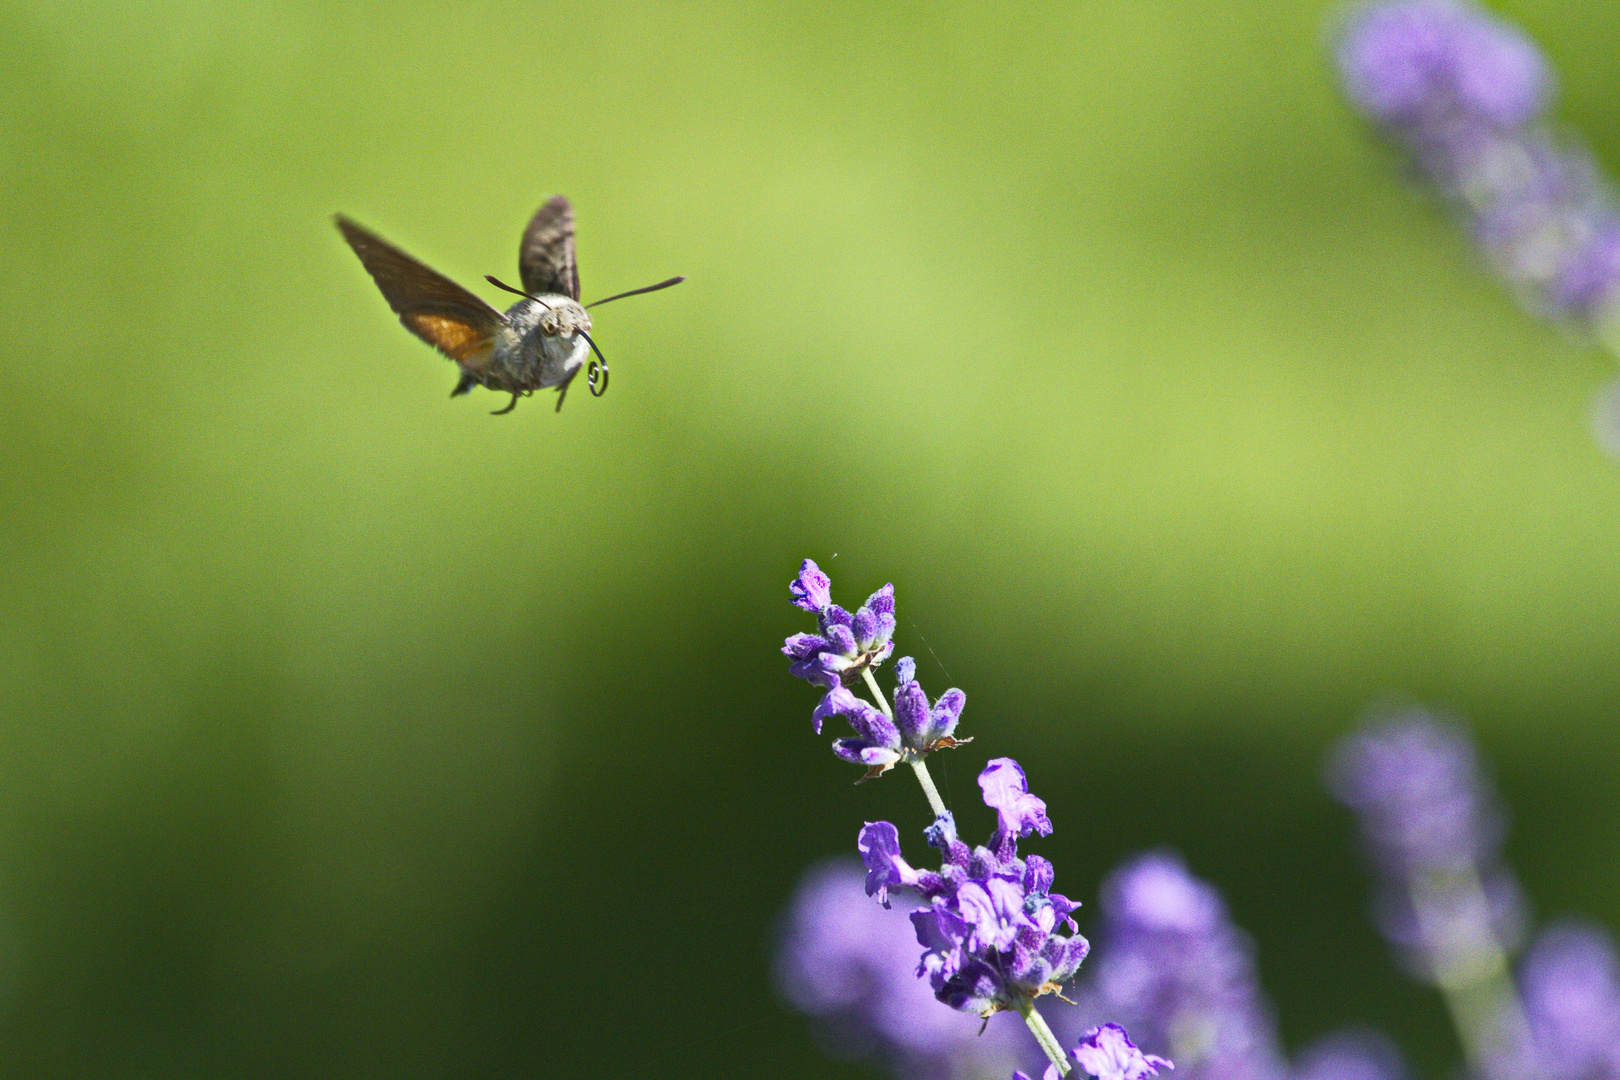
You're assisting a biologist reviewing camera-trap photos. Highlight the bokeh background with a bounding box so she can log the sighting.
[1,0,1617,1075]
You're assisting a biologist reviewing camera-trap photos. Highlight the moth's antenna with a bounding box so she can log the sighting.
[485,275,552,309]
[580,330,610,397]
[586,276,685,309]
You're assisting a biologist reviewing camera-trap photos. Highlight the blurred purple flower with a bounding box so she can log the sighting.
[1291,1029,1408,1080]
[774,858,1065,1080]
[1511,922,1620,1080]
[1085,852,1287,1080]
[1336,0,1549,132]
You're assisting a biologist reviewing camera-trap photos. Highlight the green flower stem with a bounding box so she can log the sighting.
[1017,999,1071,1076]
[860,667,893,718]
[909,759,948,820]
[860,667,948,819]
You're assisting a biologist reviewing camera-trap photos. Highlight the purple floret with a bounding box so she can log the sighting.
[958,876,1038,953]
[809,684,859,735]
[857,821,920,908]
[784,634,839,696]
[1072,1024,1174,1080]
[831,700,903,778]
[789,558,832,612]
[980,758,1053,862]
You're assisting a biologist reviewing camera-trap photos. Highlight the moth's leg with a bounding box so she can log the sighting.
[490,393,521,416]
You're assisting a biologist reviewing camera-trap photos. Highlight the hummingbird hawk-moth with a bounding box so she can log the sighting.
[335,196,683,414]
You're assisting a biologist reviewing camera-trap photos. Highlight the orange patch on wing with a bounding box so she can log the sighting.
[404,313,495,364]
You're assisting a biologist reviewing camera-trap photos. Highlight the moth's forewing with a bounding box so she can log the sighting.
[518,195,580,300]
[335,215,505,370]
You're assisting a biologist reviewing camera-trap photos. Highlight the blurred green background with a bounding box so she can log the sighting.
[1,0,1617,1075]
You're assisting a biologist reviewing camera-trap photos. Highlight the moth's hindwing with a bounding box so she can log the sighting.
[518,195,579,300]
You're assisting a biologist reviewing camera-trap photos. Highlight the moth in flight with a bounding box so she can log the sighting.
[336,196,683,414]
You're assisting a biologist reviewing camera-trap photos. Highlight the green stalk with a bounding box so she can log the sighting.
[860,667,948,819]
[1017,1000,1071,1076]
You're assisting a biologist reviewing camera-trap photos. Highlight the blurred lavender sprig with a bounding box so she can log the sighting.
[1328,706,1620,1080]
[1335,0,1620,329]
[1335,0,1620,449]
[1327,707,1529,1072]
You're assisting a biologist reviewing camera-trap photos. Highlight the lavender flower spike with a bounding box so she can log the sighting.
[1334,2,1620,364]
[778,561,1110,1079]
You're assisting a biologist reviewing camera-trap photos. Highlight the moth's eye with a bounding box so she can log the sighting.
[541,321,558,336]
